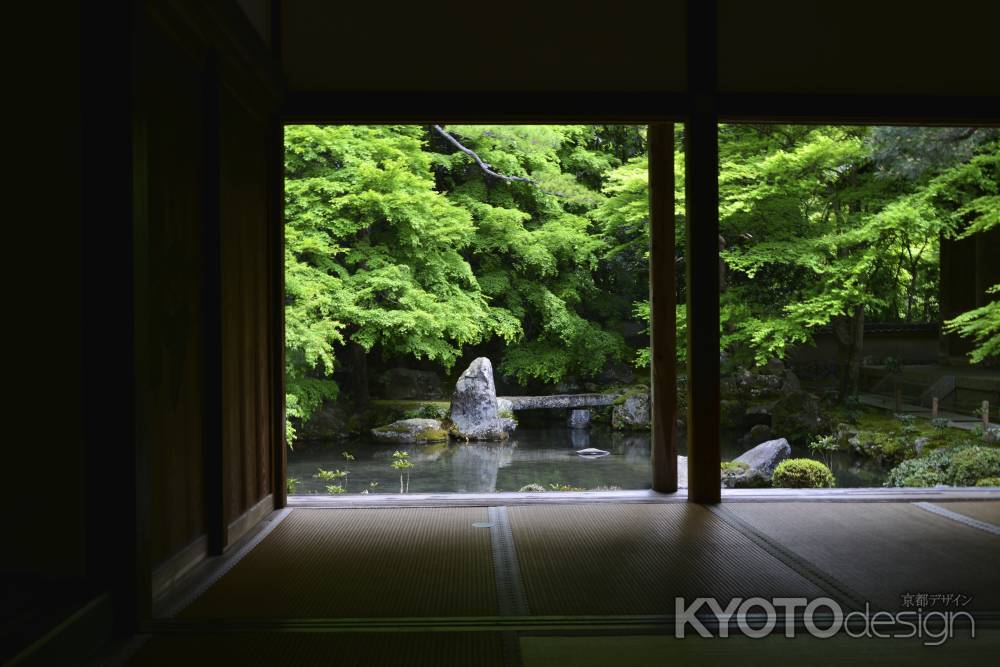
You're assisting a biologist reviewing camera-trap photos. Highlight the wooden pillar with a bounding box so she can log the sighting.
[649,123,677,493]
[83,0,150,633]
[685,0,721,503]
[201,51,226,556]
[271,117,288,507]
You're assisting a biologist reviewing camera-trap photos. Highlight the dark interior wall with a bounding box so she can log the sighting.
[220,81,276,523]
[7,1,86,582]
[136,3,280,566]
[141,18,209,566]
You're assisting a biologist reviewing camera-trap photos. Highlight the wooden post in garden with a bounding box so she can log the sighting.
[648,123,677,493]
[931,397,939,419]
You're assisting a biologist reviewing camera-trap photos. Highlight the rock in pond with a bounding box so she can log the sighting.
[575,448,610,458]
[449,357,507,441]
[733,437,791,480]
[371,418,449,444]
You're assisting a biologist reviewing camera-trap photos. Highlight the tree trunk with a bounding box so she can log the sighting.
[348,341,370,406]
[833,305,865,402]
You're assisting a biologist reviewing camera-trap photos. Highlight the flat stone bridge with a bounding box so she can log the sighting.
[499,393,619,410]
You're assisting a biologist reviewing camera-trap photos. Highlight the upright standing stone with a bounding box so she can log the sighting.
[448,357,506,441]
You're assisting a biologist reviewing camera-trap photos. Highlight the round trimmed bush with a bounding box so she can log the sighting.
[976,477,1000,487]
[772,458,836,488]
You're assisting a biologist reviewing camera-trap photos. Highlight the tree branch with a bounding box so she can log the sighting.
[432,124,568,197]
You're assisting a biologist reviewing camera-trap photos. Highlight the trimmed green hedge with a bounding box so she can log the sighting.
[772,459,836,489]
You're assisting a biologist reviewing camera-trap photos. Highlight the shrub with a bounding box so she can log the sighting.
[885,445,1000,487]
[852,431,910,465]
[931,417,950,430]
[976,477,1000,487]
[772,459,836,488]
[420,404,447,419]
[949,446,1000,486]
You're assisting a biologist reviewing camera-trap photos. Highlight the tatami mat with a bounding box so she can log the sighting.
[508,503,827,615]
[725,502,1000,611]
[519,631,998,667]
[932,501,1000,527]
[128,631,505,666]
[178,508,497,619]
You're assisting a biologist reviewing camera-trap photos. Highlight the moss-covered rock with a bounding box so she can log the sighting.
[371,418,449,444]
[612,385,650,430]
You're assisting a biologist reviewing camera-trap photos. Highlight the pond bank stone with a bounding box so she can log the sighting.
[370,418,448,444]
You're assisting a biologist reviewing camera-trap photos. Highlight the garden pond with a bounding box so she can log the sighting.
[288,420,889,495]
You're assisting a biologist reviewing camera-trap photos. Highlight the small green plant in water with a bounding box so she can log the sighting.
[807,435,839,468]
[342,451,355,462]
[548,482,586,492]
[314,468,336,482]
[286,477,300,494]
[325,485,346,494]
[391,451,414,493]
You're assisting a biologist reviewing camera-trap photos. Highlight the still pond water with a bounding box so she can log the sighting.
[289,421,888,494]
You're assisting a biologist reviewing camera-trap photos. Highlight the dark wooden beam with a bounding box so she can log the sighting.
[282,91,1000,126]
[716,93,1000,126]
[649,123,678,493]
[282,91,687,124]
[685,0,722,503]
